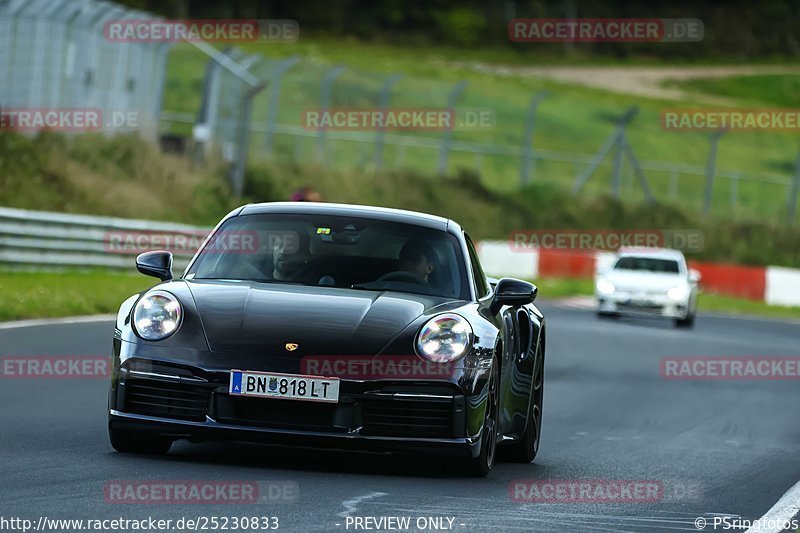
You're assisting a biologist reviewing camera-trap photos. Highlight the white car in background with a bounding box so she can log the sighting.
[595,248,700,327]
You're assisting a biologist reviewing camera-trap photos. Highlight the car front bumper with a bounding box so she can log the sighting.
[596,292,689,319]
[108,341,492,458]
[108,409,482,458]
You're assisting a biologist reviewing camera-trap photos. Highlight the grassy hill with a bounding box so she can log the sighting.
[1,131,799,269]
[159,39,800,225]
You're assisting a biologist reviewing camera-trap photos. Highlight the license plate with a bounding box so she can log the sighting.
[229,370,340,403]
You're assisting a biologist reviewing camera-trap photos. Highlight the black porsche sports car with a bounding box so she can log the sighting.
[108,202,546,476]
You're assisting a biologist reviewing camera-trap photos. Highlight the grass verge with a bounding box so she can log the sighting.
[0,270,154,322]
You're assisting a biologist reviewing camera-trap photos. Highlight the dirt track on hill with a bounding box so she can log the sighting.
[450,63,800,103]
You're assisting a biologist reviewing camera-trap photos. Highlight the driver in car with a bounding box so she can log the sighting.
[270,229,311,281]
[395,238,437,283]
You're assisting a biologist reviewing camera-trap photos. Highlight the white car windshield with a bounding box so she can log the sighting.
[614,257,680,274]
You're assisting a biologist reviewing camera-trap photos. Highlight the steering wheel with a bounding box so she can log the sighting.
[377,271,428,285]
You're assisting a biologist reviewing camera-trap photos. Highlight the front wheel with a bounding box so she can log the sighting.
[504,342,544,463]
[461,360,499,477]
[109,427,172,455]
[675,313,695,328]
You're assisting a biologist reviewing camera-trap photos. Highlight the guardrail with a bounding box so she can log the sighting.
[4,206,799,308]
[0,207,208,271]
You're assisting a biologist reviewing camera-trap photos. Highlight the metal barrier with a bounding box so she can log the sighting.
[0,207,207,271]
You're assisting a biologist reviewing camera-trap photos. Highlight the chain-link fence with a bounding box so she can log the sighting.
[160,46,800,226]
[2,0,799,226]
[0,0,169,140]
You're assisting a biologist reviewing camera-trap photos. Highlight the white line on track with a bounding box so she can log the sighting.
[745,480,800,532]
[0,314,115,331]
[337,491,388,519]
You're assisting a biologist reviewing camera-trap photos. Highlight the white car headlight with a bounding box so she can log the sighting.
[596,278,615,296]
[416,313,473,363]
[667,286,689,301]
[133,290,182,340]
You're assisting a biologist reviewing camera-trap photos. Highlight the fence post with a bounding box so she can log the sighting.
[519,91,549,186]
[572,107,637,195]
[731,173,739,216]
[374,73,403,170]
[669,170,679,199]
[315,65,346,162]
[231,80,268,197]
[703,128,727,217]
[438,80,468,176]
[622,138,655,204]
[195,47,232,161]
[263,54,300,156]
[227,54,265,198]
[611,129,625,198]
[787,150,800,226]
[149,42,172,143]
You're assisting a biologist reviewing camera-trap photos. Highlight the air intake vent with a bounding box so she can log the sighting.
[362,399,455,438]
[123,378,211,422]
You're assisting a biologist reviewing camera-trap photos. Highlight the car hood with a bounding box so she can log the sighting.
[601,270,684,292]
[185,280,461,355]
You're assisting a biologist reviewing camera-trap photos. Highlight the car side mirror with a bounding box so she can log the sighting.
[689,268,701,284]
[490,278,537,315]
[136,251,174,281]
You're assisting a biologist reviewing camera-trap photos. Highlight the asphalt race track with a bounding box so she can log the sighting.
[2,304,799,532]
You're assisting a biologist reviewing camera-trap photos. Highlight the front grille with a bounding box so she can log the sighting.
[214,395,342,430]
[617,303,663,314]
[361,399,455,438]
[123,378,211,422]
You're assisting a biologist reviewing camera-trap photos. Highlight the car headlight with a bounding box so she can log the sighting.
[415,313,473,363]
[596,278,615,296]
[133,290,182,340]
[667,286,689,301]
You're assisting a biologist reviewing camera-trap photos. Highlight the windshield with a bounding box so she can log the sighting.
[187,213,469,300]
[614,256,681,274]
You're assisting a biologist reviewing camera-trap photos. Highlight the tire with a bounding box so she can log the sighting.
[504,342,544,464]
[462,360,499,477]
[675,313,695,328]
[109,427,172,455]
[597,311,619,319]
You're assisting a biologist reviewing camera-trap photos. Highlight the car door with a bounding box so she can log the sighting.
[463,234,521,433]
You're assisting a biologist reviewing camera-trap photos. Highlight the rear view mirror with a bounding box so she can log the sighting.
[490,278,537,315]
[689,268,701,284]
[136,251,174,281]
